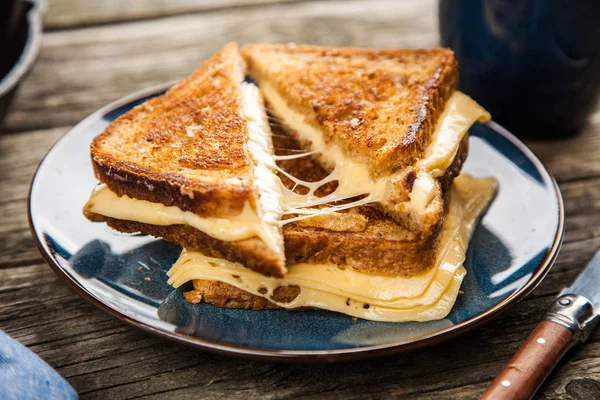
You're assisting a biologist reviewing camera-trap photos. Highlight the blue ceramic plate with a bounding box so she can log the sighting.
[29,83,563,362]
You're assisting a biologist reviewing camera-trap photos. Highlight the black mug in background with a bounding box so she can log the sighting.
[0,0,44,128]
[0,0,27,78]
[439,0,600,138]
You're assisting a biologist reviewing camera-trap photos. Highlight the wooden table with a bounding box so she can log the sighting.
[1,1,599,398]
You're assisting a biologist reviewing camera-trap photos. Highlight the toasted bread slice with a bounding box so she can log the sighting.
[184,279,294,310]
[92,43,253,217]
[96,218,285,276]
[242,44,459,177]
[242,44,487,237]
[85,43,286,277]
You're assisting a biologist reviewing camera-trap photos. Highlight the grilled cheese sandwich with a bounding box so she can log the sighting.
[243,44,490,235]
[83,43,497,322]
[169,174,496,322]
[86,90,487,239]
[84,43,288,277]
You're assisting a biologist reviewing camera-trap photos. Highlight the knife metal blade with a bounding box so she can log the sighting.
[561,249,600,311]
[551,249,600,344]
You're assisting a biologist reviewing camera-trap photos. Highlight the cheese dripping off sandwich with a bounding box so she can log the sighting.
[166,174,496,322]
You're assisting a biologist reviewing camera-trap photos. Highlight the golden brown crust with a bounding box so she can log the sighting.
[284,206,439,275]
[243,43,459,176]
[185,280,279,310]
[185,280,301,310]
[91,43,255,218]
[100,217,285,277]
[99,210,433,276]
[92,163,251,218]
[440,135,469,197]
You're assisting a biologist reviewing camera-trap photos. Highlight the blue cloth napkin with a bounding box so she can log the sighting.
[0,330,77,399]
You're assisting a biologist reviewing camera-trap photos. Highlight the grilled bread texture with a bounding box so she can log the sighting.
[93,128,466,279]
[184,280,294,310]
[91,43,257,218]
[243,44,461,236]
[99,217,285,277]
[85,43,286,277]
[242,43,459,177]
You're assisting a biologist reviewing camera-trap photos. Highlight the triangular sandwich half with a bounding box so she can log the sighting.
[242,44,490,238]
[84,43,286,277]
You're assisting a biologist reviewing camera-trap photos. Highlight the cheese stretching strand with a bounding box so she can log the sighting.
[85,91,490,254]
[167,174,497,322]
[264,86,491,218]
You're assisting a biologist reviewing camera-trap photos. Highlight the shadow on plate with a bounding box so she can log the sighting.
[54,226,544,350]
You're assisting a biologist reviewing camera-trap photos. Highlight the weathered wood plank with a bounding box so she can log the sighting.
[6,0,437,133]
[45,0,306,30]
[0,128,66,268]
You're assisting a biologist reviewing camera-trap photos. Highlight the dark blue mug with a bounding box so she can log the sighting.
[440,0,600,138]
[0,0,44,128]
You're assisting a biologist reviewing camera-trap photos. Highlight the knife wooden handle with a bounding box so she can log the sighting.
[481,293,600,400]
[481,321,573,400]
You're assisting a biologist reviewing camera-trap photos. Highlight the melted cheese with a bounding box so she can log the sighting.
[86,86,490,251]
[409,172,436,213]
[241,82,284,257]
[264,81,386,216]
[85,83,284,253]
[419,92,491,177]
[167,174,497,322]
[262,82,387,205]
[85,185,281,248]
[261,82,490,218]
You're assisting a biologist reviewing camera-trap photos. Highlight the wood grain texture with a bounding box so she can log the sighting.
[0,128,67,268]
[1,0,600,398]
[44,0,307,30]
[5,0,437,133]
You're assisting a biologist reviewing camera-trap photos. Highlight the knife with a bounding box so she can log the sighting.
[481,250,600,400]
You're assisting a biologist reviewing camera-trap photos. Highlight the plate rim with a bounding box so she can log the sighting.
[27,84,565,363]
